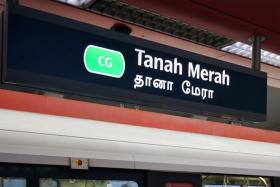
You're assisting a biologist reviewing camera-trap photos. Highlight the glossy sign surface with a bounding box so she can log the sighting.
[4,4,267,121]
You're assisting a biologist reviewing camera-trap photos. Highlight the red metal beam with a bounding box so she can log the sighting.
[1,89,280,144]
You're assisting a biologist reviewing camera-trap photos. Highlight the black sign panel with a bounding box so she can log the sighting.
[3,4,267,121]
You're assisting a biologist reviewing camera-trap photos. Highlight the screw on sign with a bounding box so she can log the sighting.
[166,183,193,187]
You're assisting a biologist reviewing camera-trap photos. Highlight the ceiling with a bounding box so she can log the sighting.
[89,0,234,49]
[120,0,280,55]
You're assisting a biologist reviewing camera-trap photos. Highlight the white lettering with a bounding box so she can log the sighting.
[135,48,145,66]
[105,57,112,68]
[166,81,174,91]
[208,90,214,99]
[135,48,230,86]
[134,75,144,89]
[153,79,167,89]
[182,80,214,100]
[188,62,200,79]
[208,70,215,82]
[188,62,230,86]
[98,56,113,68]
[200,69,208,81]
[174,58,183,75]
[223,70,230,86]
[98,56,105,66]
[201,88,208,100]
[134,74,173,91]
[164,59,173,73]
[144,54,153,68]
[154,57,164,71]
[135,48,183,75]
[145,76,152,87]
[214,72,221,84]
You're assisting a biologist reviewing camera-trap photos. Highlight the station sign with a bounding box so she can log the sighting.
[3,4,267,121]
